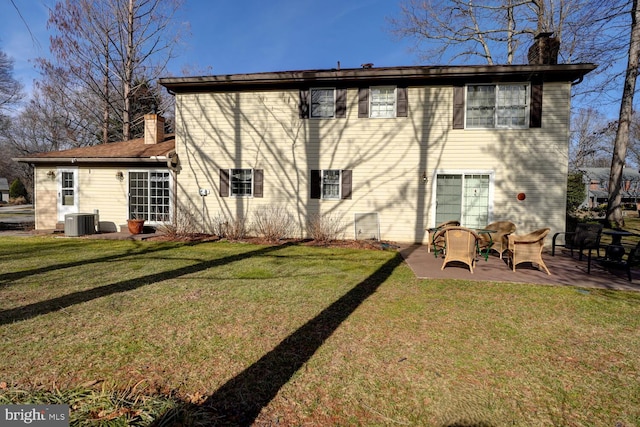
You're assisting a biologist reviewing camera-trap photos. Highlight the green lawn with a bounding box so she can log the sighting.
[1,236,639,426]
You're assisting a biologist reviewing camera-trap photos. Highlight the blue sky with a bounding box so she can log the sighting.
[0,0,622,120]
[0,0,417,95]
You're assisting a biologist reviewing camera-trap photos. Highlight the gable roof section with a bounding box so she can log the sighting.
[160,64,597,93]
[579,167,640,183]
[14,135,175,165]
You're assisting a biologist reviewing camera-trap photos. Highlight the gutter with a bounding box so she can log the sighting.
[160,63,598,92]
[13,157,169,164]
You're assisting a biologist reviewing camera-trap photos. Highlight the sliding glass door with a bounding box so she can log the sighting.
[435,173,491,228]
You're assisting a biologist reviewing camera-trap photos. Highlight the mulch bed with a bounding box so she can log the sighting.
[148,234,398,251]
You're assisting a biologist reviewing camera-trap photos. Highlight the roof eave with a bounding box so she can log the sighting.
[14,157,169,164]
[160,64,598,92]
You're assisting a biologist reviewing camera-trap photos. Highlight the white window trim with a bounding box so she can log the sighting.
[128,168,174,225]
[229,168,254,198]
[321,169,342,200]
[310,87,336,119]
[369,86,397,118]
[429,169,495,228]
[464,83,530,130]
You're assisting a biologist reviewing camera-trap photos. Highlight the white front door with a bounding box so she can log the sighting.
[57,168,78,221]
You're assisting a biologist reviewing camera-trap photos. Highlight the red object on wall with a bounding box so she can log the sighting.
[517,193,526,201]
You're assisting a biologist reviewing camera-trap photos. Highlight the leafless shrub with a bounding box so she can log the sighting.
[210,213,249,240]
[253,205,295,242]
[307,212,344,242]
[9,196,27,205]
[156,205,199,238]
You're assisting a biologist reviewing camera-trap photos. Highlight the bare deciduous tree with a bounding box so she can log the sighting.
[569,108,614,170]
[389,0,628,66]
[0,49,23,118]
[40,0,184,143]
[607,0,640,228]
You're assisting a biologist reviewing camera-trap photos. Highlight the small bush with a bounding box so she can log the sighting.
[210,213,249,240]
[307,213,344,242]
[253,206,295,242]
[9,179,27,200]
[156,206,199,238]
[9,196,27,205]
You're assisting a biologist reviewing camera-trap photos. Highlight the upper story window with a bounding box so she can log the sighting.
[311,88,335,118]
[370,86,396,118]
[358,86,407,118]
[466,84,529,129]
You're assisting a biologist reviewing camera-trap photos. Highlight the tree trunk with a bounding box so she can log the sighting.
[102,29,110,144]
[122,0,134,141]
[607,0,640,228]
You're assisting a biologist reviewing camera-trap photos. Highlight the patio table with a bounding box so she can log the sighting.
[602,229,637,261]
[475,229,495,261]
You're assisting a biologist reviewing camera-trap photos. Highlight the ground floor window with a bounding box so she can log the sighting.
[435,173,491,228]
[129,170,171,222]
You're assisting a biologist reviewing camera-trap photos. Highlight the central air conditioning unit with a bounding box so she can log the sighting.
[64,213,96,237]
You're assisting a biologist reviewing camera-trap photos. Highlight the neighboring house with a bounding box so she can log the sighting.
[0,178,9,202]
[17,35,595,243]
[15,115,176,232]
[578,167,640,209]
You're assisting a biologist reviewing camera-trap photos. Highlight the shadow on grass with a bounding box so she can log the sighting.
[152,252,405,426]
[0,239,193,289]
[0,242,294,325]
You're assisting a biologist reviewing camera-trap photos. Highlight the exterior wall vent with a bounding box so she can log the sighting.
[65,213,96,237]
[354,212,380,241]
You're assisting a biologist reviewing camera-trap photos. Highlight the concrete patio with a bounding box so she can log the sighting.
[399,244,640,292]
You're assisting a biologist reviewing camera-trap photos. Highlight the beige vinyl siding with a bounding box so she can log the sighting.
[76,167,129,232]
[34,167,58,230]
[175,82,571,243]
[34,166,172,232]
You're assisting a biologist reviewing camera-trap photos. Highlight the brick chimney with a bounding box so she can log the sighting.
[144,113,165,145]
[528,32,560,65]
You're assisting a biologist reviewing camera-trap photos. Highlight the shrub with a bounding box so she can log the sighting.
[566,172,585,214]
[9,196,27,205]
[156,205,199,238]
[9,179,27,200]
[210,213,248,240]
[253,205,295,242]
[307,213,344,242]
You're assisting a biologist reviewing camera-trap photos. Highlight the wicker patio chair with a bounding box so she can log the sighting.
[507,228,551,275]
[478,221,516,259]
[430,220,461,256]
[440,226,480,273]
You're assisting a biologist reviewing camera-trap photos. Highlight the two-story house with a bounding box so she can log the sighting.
[17,35,595,243]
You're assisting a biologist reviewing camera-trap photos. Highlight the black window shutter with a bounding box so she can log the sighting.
[220,169,229,197]
[453,84,465,129]
[253,169,263,198]
[299,89,309,119]
[310,170,321,199]
[336,88,346,118]
[397,87,408,117]
[358,87,369,118]
[530,82,543,128]
[341,170,352,199]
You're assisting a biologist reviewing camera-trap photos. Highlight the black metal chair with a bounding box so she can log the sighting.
[598,241,640,281]
[552,223,603,274]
